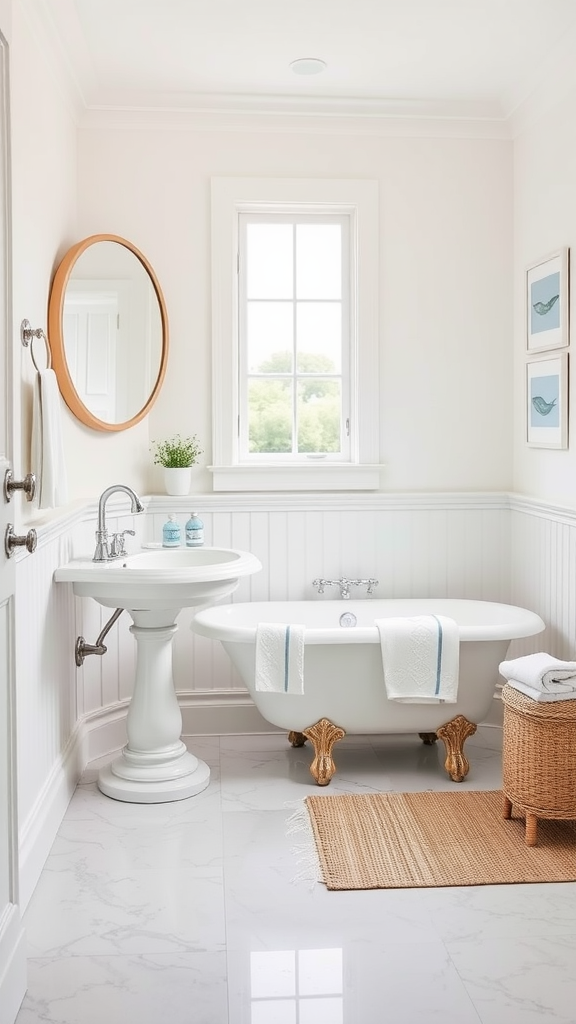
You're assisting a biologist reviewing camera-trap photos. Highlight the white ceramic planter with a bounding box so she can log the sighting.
[164,467,191,495]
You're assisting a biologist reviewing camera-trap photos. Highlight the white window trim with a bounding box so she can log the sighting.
[210,176,381,491]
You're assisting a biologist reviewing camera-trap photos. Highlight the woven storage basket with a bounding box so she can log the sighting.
[502,683,576,843]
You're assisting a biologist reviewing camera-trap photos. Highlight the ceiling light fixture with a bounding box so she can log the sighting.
[289,57,327,76]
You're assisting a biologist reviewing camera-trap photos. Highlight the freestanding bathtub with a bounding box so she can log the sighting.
[191,599,545,785]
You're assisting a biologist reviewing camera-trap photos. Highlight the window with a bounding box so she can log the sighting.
[240,213,350,461]
[211,177,380,490]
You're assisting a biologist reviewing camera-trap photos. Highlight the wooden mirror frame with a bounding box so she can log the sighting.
[47,233,169,432]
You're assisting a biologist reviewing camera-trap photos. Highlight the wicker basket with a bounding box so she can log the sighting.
[501,683,576,845]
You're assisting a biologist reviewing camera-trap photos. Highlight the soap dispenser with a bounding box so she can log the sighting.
[162,514,181,548]
[185,511,204,547]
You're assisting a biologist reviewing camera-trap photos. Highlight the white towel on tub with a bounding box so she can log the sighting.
[255,623,305,694]
[376,614,459,703]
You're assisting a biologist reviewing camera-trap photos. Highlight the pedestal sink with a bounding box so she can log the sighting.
[55,547,262,803]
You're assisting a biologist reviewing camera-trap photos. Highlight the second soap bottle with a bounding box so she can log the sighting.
[185,511,204,547]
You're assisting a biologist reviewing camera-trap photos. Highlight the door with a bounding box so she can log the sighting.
[0,23,26,1024]
[63,287,119,422]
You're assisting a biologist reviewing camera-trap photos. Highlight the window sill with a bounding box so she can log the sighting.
[208,464,383,491]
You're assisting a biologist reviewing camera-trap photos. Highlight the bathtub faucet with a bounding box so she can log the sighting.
[312,577,379,599]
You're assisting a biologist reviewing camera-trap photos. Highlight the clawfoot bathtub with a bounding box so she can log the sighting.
[191,599,545,785]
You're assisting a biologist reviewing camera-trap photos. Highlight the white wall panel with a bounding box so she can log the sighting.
[509,498,576,662]
[15,534,75,828]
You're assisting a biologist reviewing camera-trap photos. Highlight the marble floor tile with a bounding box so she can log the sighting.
[17,952,227,1024]
[23,866,226,957]
[447,934,576,1023]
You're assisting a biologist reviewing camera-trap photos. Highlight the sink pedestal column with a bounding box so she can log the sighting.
[98,613,210,803]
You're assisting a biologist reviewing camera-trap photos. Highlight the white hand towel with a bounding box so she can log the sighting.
[255,623,305,695]
[31,369,69,509]
[377,614,460,703]
[499,652,576,695]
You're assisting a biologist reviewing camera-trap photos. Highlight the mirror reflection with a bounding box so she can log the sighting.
[48,235,168,432]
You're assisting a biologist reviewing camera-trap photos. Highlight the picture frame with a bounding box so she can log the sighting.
[526,351,568,449]
[526,247,569,352]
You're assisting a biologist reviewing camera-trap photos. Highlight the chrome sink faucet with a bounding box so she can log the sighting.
[93,485,144,562]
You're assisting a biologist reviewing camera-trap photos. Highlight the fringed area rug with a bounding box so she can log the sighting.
[294,790,576,891]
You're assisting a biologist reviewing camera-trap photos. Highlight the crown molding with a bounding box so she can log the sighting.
[80,105,510,140]
[84,91,506,121]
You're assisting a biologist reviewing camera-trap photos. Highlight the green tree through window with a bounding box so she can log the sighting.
[248,351,341,453]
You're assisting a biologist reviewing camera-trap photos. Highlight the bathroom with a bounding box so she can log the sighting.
[3,1,576,1021]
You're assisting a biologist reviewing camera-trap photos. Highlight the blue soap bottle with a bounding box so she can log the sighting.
[162,514,181,548]
[185,511,204,547]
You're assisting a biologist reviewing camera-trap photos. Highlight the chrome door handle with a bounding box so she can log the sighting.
[5,524,37,557]
[4,469,36,503]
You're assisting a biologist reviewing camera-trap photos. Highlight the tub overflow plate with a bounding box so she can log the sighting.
[339,612,357,628]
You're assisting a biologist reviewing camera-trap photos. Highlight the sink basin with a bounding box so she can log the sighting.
[54,546,262,610]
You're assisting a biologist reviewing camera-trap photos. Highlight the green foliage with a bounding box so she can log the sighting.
[248,351,341,454]
[151,434,203,468]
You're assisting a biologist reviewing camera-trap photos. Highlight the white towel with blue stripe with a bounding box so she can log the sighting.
[255,623,305,694]
[376,614,460,703]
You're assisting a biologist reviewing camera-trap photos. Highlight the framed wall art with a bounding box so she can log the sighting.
[526,247,569,352]
[526,351,568,449]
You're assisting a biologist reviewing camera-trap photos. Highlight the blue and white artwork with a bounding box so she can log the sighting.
[530,373,559,428]
[526,250,568,352]
[530,271,560,335]
[526,352,567,449]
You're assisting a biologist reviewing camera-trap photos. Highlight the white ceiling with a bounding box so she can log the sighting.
[37,0,576,121]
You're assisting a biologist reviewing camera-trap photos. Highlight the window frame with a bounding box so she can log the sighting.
[210,177,380,491]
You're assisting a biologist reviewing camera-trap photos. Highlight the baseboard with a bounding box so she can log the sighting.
[180,690,282,735]
[0,909,26,1024]
[18,725,87,912]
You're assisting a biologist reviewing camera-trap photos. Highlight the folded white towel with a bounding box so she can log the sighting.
[503,679,576,703]
[31,369,69,509]
[499,653,576,695]
[376,614,460,703]
[255,623,305,695]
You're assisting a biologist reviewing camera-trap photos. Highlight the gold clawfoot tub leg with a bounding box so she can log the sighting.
[436,715,477,782]
[288,731,307,747]
[302,718,346,786]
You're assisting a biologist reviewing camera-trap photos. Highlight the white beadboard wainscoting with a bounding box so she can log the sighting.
[14,490,572,907]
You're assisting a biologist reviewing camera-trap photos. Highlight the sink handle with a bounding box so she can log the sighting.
[110,530,135,558]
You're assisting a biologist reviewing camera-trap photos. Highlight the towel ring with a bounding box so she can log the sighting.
[21,318,52,372]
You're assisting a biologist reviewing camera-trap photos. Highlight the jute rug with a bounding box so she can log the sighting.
[303,790,576,890]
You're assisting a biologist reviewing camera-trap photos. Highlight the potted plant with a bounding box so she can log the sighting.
[151,434,203,495]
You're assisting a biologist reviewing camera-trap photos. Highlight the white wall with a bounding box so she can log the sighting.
[513,87,576,502]
[76,120,514,498]
[10,8,153,514]
[10,3,77,500]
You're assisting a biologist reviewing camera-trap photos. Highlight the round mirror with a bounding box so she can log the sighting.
[48,234,169,431]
